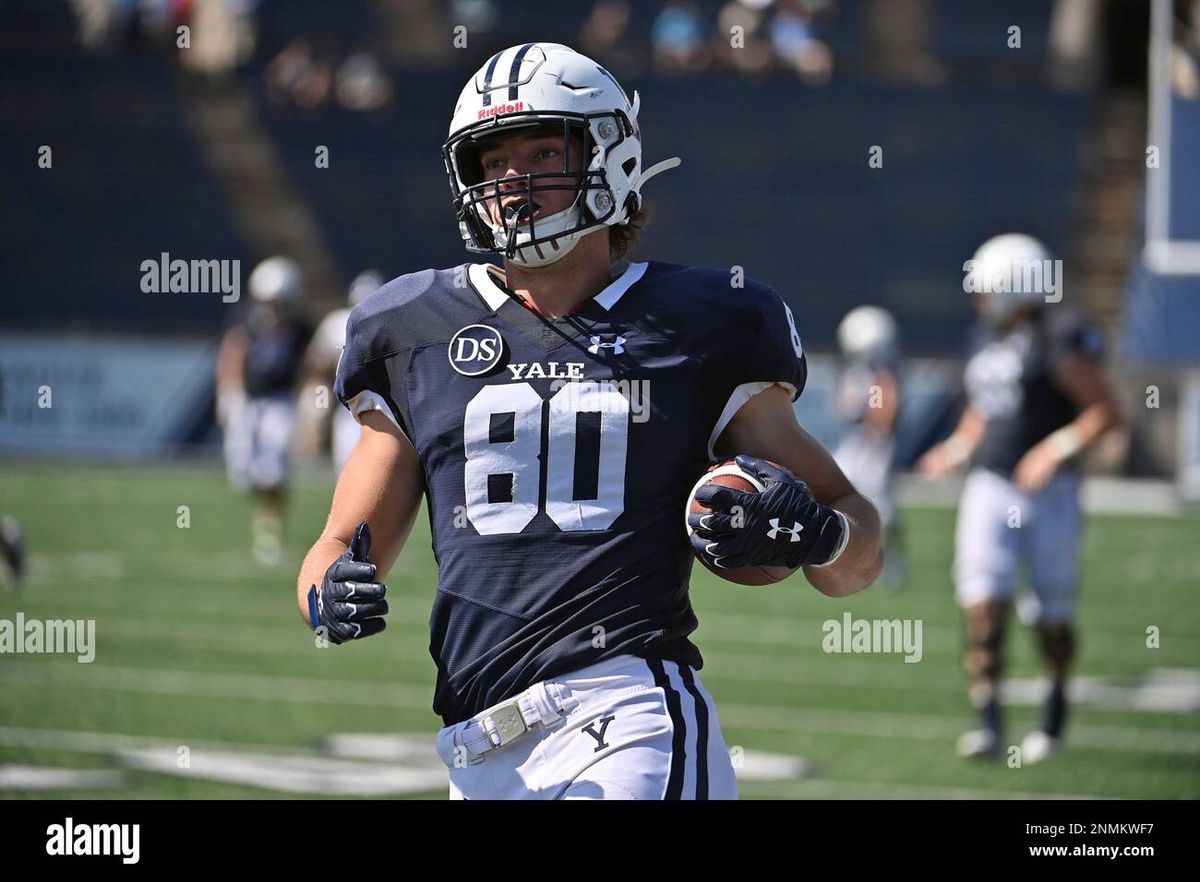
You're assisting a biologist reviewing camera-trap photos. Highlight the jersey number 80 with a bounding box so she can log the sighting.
[463,382,629,535]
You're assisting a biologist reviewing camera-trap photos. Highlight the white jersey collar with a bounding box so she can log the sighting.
[467,261,648,314]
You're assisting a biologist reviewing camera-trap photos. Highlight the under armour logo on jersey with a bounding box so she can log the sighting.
[588,335,626,355]
[582,715,616,752]
[767,519,804,542]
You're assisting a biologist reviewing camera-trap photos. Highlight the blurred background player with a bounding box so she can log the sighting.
[833,305,905,588]
[304,270,384,475]
[0,514,24,590]
[216,256,313,565]
[918,233,1122,763]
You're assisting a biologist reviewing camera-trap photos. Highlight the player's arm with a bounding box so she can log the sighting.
[216,325,247,392]
[1013,355,1122,493]
[296,410,424,635]
[714,384,883,597]
[916,404,985,477]
[214,325,248,425]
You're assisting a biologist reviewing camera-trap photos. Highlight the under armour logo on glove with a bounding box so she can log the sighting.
[687,455,848,570]
[767,519,804,542]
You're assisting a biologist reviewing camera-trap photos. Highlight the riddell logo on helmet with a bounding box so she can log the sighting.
[478,101,524,120]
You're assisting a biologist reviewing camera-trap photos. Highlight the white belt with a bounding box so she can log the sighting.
[439,680,569,767]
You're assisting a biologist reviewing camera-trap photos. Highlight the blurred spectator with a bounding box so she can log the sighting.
[448,0,499,35]
[136,0,175,46]
[336,52,393,112]
[179,0,259,77]
[652,1,712,75]
[862,0,944,86]
[770,0,834,86]
[713,0,775,77]
[72,0,118,52]
[1048,0,1103,90]
[580,0,647,80]
[265,39,333,112]
[1172,0,1200,99]
[372,0,450,67]
[72,0,243,55]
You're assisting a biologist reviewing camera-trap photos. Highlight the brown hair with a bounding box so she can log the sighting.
[567,126,651,262]
[609,201,650,263]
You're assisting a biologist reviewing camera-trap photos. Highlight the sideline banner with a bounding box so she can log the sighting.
[0,333,215,456]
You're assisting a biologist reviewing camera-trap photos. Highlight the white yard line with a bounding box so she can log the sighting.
[0,726,1118,799]
[736,779,1104,800]
[3,662,1197,755]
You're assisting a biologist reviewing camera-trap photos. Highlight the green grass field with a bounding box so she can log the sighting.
[1,463,1197,799]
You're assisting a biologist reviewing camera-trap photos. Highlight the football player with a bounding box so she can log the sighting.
[304,270,385,474]
[918,234,1122,762]
[0,514,23,590]
[833,306,905,588]
[297,42,882,800]
[217,256,313,565]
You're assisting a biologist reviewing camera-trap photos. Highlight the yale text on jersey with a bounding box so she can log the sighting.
[506,362,586,380]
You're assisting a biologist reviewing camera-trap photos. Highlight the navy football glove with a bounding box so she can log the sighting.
[687,455,847,571]
[306,523,388,645]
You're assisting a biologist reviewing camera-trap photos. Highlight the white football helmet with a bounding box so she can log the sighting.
[966,233,1051,323]
[348,269,384,307]
[443,42,680,268]
[248,256,304,305]
[837,305,899,362]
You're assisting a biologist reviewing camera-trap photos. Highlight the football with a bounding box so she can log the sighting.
[685,459,794,586]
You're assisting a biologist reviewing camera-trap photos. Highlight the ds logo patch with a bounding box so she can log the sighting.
[449,324,504,376]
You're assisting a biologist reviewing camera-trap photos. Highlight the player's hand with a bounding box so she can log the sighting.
[687,455,846,570]
[306,523,388,644]
[1014,441,1060,494]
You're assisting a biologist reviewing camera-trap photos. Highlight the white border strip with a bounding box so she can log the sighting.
[1144,0,1200,275]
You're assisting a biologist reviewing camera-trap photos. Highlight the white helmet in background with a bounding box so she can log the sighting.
[249,256,304,306]
[443,42,680,268]
[348,269,384,307]
[966,233,1051,323]
[838,305,899,362]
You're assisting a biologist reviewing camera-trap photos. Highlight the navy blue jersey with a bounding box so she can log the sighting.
[242,312,312,398]
[966,309,1104,476]
[335,260,807,725]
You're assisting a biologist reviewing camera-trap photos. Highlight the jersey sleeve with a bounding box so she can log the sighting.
[706,286,809,458]
[733,287,809,398]
[333,308,413,442]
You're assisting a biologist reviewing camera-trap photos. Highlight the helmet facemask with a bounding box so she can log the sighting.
[443,111,637,267]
